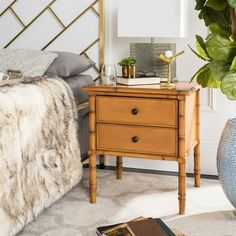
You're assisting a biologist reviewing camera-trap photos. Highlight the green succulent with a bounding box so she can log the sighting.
[118,57,136,66]
[191,0,236,100]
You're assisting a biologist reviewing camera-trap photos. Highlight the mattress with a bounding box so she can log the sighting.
[65,74,94,104]
[65,75,94,160]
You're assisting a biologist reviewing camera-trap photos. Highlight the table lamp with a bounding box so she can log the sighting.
[118,0,188,39]
[117,0,188,83]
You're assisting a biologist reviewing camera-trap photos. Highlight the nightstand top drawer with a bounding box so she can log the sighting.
[97,96,178,127]
[97,123,177,156]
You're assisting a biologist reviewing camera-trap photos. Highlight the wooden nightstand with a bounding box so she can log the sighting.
[83,82,201,215]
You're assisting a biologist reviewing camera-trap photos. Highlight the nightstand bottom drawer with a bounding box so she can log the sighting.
[97,124,177,156]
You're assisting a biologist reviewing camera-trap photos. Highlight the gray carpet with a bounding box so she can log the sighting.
[18,168,235,236]
[166,211,236,236]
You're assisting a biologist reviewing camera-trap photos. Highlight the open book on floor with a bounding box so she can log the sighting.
[96,217,178,236]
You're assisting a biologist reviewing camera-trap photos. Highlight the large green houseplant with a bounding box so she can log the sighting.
[191,0,236,100]
[192,0,236,210]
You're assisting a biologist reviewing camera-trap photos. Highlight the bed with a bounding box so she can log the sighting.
[66,74,94,106]
[0,0,105,161]
[65,74,95,160]
[0,1,104,235]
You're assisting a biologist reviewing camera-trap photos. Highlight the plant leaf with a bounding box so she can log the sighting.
[206,0,228,11]
[230,56,236,70]
[190,64,209,82]
[196,0,206,10]
[197,67,221,88]
[196,35,207,51]
[207,61,230,80]
[206,32,219,41]
[221,72,236,100]
[206,34,236,62]
[227,0,236,8]
[208,23,231,37]
[188,44,208,61]
[196,35,211,60]
[199,6,231,32]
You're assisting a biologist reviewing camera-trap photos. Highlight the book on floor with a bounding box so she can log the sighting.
[96,217,176,236]
[96,217,145,236]
[127,218,176,236]
[97,222,131,236]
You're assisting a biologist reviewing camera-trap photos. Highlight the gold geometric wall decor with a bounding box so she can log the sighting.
[0,0,104,81]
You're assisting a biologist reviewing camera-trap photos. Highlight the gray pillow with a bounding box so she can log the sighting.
[45,51,95,78]
[0,49,58,77]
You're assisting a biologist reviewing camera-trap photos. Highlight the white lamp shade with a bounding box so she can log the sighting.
[118,0,188,38]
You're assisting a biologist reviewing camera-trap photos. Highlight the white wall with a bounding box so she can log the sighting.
[104,0,236,175]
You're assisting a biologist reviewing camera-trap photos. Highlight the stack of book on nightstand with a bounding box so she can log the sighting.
[116,77,161,85]
[96,216,180,236]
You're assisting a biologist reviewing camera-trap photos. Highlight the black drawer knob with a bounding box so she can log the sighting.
[131,136,139,143]
[131,108,139,115]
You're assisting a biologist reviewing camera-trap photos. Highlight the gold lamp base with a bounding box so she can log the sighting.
[161,82,175,88]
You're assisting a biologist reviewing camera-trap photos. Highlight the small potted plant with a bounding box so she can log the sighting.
[118,56,136,78]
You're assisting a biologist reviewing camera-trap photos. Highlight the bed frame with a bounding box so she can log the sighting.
[0,0,105,81]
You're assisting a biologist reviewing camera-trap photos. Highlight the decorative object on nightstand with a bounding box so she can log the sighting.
[118,56,136,78]
[159,50,185,87]
[83,82,201,215]
[117,56,161,85]
[101,64,117,86]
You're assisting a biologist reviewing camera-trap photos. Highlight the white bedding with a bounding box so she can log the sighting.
[0,76,82,236]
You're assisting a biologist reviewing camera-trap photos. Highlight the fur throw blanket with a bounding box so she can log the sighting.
[0,76,82,236]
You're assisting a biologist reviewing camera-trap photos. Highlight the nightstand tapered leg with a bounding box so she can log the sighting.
[116,156,123,180]
[194,90,201,187]
[89,94,96,203]
[194,144,201,187]
[178,159,186,215]
[90,154,97,203]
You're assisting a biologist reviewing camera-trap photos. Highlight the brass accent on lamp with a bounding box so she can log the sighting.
[159,50,185,87]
